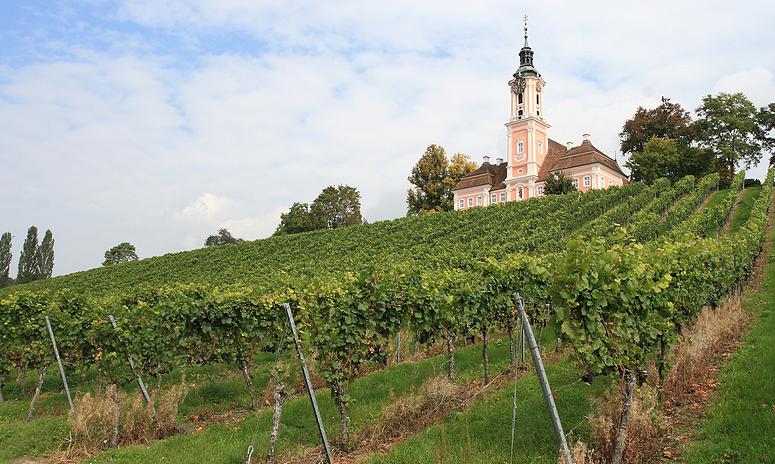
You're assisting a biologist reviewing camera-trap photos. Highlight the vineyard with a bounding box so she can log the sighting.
[1,168,773,464]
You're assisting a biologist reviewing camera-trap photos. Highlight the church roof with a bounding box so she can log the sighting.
[453,161,508,191]
[544,138,627,179]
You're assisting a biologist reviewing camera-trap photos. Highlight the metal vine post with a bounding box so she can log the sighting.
[283,303,334,464]
[45,316,74,411]
[107,315,157,420]
[512,293,573,464]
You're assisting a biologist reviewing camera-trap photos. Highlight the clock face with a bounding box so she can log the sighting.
[508,77,526,95]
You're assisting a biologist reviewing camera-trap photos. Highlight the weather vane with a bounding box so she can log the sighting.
[523,15,528,37]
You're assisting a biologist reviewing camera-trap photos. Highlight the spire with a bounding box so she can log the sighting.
[523,15,529,48]
[517,14,538,77]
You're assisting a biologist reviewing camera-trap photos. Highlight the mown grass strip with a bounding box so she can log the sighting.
[727,186,763,234]
[682,198,775,463]
[365,357,609,464]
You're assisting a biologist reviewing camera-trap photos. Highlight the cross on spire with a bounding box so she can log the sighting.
[523,15,528,47]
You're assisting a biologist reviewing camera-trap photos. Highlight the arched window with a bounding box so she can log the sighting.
[518,93,523,104]
[518,187,523,199]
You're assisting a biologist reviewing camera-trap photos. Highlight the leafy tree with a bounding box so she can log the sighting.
[35,230,54,279]
[625,137,714,184]
[17,226,39,284]
[406,145,476,215]
[544,171,576,195]
[274,202,320,235]
[619,97,694,156]
[757,103,775,166]
[310,185,363,229]
[0,233,11,288]
[204,228,243,247]
[103,242,139,266]
[694,92,768,180]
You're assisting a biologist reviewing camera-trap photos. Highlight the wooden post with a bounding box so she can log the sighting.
[45,316,74,411]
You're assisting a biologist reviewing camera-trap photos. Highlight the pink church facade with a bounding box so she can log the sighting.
[453,22,628,211]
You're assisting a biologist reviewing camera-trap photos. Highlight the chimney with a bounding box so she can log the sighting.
[566,142,573,149]
[483,155,490,164]
[582,133,591,142]
[496,157,503,164]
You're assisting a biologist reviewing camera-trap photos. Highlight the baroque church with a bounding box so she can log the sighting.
[453,20,628,210]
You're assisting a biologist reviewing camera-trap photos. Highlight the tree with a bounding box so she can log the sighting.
[694,92,768,180]
[0,233,11,288]
[757,102,775,166]
[274,202,320,235]
[35,230,54,279]
[625,137,715,184]
[544,171,577,195]
[619,97,694,156]
[17,226,39,284]
[103,242,139,266]
[310,185,363,229]
[204,228,243,247]
[406,145,476,215]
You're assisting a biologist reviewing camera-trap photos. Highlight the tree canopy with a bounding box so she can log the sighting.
[625,137,715,184]
[276,185,364,235]
[103,242,139,266]
[310,185,363,229]
[0,232,11,288]
[204,228,243,247]
[694,92,769,180]
[406,144,476,215]
[17,227,39,284]
[619,97,694,156]
[544,171,577,195]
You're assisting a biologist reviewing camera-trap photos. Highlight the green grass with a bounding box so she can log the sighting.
[75,328,566,464]
[366,357,609,464]
[682,194,775,463]
[701,189,730,236]
[727,186,763,234]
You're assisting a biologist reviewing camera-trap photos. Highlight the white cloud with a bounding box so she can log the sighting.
[174,193,233,222]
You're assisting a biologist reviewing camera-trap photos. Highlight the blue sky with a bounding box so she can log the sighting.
[2,0,774,276]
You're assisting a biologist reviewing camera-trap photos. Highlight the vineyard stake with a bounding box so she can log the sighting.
[513,294,573,464]
[45,316,74,411]
[395,331,402,364]
[107,315,157,421]
[283,303,334,464]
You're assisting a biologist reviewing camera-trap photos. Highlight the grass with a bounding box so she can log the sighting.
[0,351,286,463]
[682,191,775,463]
[0,329,559,463]
[365,357,609,464]
[727,186,763,234]
[80,334,530,463]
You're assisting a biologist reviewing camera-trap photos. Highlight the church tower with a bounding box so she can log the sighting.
[504,17,550,199]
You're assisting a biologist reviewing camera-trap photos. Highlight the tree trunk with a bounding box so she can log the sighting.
[239,357,258,411]
[331,379,350,451]
[507,319,516,371]
[482,327,490,385]
[0,377,4,402]
[446,334,455,381]
[266,376,285,464]
[17,366,27,397]
[27,362,49,421]
[611,370,637,464]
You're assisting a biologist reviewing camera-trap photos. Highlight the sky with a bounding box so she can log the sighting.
[1,0,774,277]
